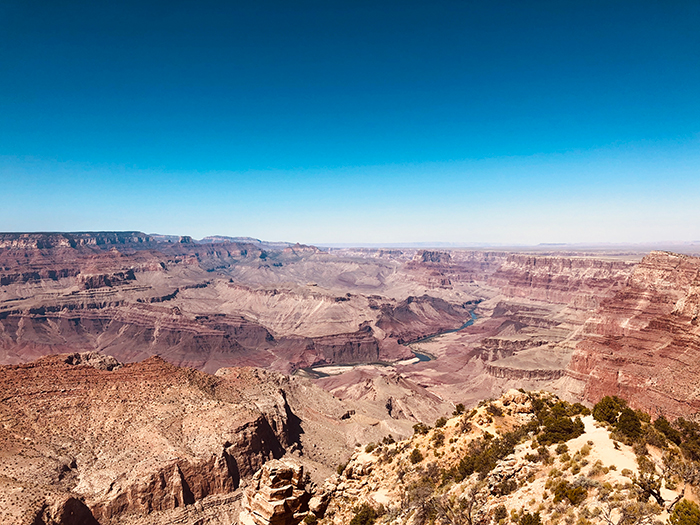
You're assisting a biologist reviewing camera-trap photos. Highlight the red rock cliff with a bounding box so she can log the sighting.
[567,251,700,418]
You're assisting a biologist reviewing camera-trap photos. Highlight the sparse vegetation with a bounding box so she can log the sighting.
[552,479,587,505]
[349,503,377,525]
[410,447,424,464]
[381,434,395,445]
[486,403,504,417]
[303,514,318,524]
[518,510,542,525]
[413,422,430,435]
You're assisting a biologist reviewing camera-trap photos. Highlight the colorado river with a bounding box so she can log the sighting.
[296,308,478,377]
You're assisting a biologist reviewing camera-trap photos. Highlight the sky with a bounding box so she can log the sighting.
[1,1,699,245]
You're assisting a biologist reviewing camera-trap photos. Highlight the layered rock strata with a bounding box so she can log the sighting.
[567,251,700,418]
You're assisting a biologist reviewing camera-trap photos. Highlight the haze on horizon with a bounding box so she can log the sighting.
[1,1,699,246]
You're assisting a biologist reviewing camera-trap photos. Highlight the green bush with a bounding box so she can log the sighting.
[669,499,700,525]
[653,416,681,445]
[410,448,424,464]
[486,403,504,417]
[570,403,591,416]
[677,418,700,461]
[435,416,448,428]
[493,504,508,522]
[365,443,377,453]
[615,408,642,438]
[555,443,569,455]
[303,514,318,524]
[453,426,527,480]
[592,396,626,424]
[453,403,466,416]
[337,462,347,475]
[381,434,395,445]
[539,415,585,445]
[349,503,377,525]
[431,430,445,448]
[413,422,430,435]
[552,480,587,505]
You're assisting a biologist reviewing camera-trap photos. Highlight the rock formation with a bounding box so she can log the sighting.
[239,460,311,525]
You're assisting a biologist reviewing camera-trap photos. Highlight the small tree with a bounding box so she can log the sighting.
[616,408,642,438]
[593,396,625,424]
[410,448,424,464]
[669,499,700,525]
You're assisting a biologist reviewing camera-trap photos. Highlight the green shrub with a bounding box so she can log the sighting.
[552,480,587,505]
[592,396,626,424]
[555,443,569,455]
[677,418,700,461]
[486,403,504,417]
[570,403,591,416]
[539,415,585,445]
[410,448,424,464]
[525,446,551,464]
[365,443,377,453]
[669,499,700,525]
[431,430,445,448]
[337,462,347,475]
[349,503,377,525]
[588,459,608,477]
[453,426,527,481]
[381,434,395,445]
[643,425,668,449]
[615,408,642,438]
[653,416,681,445]
[453,403,466,416]
[303,514,318,524]
[435,416,448,428]
[413,422,430,435]
[493,504,508,522]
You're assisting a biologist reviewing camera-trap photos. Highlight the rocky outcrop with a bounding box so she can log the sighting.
[414,250,451,263]
[78,269,136,289]
[0,354,301,524]
[567,251,700,418]
[239,460,311,525]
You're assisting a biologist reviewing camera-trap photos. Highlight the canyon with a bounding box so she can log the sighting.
[1,232,699,524]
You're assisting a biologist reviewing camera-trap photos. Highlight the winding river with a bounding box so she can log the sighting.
[298,307,479,377]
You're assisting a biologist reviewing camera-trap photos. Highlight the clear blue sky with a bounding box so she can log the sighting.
[1,1,699,244]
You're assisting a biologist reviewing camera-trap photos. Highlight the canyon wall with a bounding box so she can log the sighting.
[567,251,700,418]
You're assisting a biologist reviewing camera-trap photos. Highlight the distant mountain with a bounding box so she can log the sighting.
[199,235,296,249]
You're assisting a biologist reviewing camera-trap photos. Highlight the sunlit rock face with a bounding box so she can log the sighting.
[567,251,700,418]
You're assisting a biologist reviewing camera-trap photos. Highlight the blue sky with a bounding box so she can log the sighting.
[1,1,699,244]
